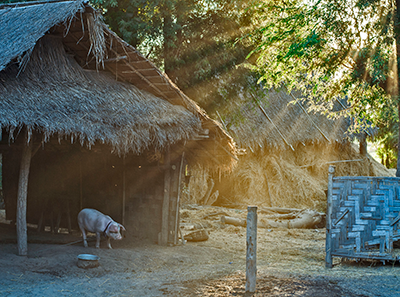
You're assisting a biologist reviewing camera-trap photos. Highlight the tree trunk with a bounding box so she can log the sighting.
[162,2,174,79]
[395,0,400,177]
[16,140,32,256]
[359,132,367,155]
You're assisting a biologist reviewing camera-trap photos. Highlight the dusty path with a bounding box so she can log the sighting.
[1,206,400,296]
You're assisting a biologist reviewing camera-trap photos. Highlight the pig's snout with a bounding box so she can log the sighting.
[106,223,124,241]
[107,231,122,241]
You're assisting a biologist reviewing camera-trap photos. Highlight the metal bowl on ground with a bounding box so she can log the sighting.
[77,254,100,269]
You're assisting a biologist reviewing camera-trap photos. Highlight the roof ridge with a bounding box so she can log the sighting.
[0,0,85,10]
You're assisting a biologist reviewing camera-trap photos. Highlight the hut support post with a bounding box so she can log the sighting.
[246,206,257,293]
[16,138,32,256]
[122,157,126,226]
[160,146,171,245]
[79,158,83,210]
[325,165,335,268]
[174,151,185,245]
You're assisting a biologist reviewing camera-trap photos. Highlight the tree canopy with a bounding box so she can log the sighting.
[247,0,400,170]
[90,0,256,114]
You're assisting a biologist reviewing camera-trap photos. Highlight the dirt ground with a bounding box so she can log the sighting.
[1,207,400,297]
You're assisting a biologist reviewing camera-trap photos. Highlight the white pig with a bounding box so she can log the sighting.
[78,208,126,249]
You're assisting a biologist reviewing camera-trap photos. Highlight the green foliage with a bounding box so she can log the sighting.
[372,93,399,168]
[91,0,256,116]
[248,0,400,165]
[376,129,398,168]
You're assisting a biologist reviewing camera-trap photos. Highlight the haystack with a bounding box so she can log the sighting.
[183,88,393,212]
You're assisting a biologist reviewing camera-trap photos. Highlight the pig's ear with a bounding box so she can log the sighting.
[119,224,126,231]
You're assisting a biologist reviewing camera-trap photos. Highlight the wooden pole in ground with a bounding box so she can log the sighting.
[79,157,83,210]
[16,132,33,256]
[122,156,126,226]
[160,146,171,245]
[174,151,185,245]
[246,206,257,293]
[325,165,335,268]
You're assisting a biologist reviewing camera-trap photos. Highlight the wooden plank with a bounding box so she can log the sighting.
[331,252,396,260]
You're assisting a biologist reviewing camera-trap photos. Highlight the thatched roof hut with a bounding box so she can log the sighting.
[224,88,350,152]
[0,0,236,166]
[188,87,390,211]
[0,0,236,254]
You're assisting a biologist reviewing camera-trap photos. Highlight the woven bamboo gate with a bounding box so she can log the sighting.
[326,166,400,267]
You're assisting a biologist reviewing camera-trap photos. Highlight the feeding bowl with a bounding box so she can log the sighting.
[77,254,100,269]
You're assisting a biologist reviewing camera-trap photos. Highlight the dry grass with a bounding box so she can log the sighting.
[184,143,394,212]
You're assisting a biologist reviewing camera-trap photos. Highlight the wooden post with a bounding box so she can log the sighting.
[16,136,32,256]
[246,206,257,293]
[174,151,185,245]
[122,156,126,226]
[160,146,171,245]
[325,165,335,268]
[79,159,83,210]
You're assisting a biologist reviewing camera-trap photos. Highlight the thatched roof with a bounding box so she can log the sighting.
[0,0,236,168]
[225,88,350,151]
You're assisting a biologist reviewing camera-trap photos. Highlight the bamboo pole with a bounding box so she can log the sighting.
[245,206,257,293]
[16,133,32,256]
[325,165,335,268]
[300,159,364,168]
[213,139,239,161]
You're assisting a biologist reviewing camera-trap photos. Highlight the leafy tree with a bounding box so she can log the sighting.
[92,0,255,113]
[247,0,400,174]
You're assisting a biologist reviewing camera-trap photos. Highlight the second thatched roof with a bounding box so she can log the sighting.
[223,88,351,152]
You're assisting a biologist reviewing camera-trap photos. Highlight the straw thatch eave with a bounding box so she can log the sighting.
[0,35,202,155]
[0,0,237,168]
[0,0,85,72]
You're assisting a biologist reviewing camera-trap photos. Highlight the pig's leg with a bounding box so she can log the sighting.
[96,232,101,249]
[107,237,112,249]
[80,226,88,248]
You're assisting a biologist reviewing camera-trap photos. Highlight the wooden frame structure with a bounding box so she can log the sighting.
[326,165,400,267]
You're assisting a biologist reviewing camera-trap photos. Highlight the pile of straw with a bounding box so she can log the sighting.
[184,142,394,212]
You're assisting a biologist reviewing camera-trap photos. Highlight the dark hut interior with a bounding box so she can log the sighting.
[2,133,186,243]
[0,0,236,248]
